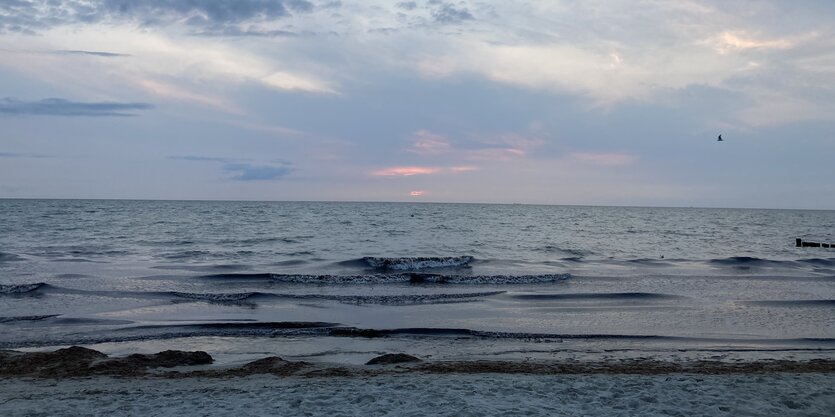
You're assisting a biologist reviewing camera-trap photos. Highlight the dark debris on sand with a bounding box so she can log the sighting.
[2,347,835,379]
[366,353,422,365]
[0,347,212,377]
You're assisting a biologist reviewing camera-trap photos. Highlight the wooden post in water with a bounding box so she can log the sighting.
[796,238,833,248]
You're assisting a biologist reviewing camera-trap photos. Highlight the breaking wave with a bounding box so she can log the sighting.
[361,256,474,270]
[0,283,48,295]
[168,291,262,302]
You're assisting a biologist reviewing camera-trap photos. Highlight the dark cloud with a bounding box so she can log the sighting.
[318,1,342,9]
[0,0,315,34]
[223,163,293,181]
[99,0,313,26]
[430,2,474,24]
[55,50,130,57]
[172,156,293,180]
[0,98,154,117]
[396,1,418,10]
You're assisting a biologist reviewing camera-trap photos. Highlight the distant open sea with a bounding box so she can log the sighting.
[1,199,833,363]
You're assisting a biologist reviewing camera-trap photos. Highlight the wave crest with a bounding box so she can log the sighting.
[0,283,47,294]
[168,291,261,302]
[362,256,474,270]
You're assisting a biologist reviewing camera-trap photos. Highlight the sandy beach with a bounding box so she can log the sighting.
[2,347,834,416]
[2,372,834,416]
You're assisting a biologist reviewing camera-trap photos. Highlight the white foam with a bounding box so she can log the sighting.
[266,273,571,285]
[363,256,474,270]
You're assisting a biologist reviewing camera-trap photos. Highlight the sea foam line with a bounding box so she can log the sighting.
[199,273,572,285]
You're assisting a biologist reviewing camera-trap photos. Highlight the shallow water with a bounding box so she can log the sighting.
[1,199,833,361]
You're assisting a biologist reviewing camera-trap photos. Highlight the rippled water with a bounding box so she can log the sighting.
[1,199,833,362]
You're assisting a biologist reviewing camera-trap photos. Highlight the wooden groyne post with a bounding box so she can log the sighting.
[796,238,833,248]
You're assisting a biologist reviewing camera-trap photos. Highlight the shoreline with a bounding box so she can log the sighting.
[3,346,834,379]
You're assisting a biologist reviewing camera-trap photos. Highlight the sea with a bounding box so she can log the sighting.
[1,199,833,365]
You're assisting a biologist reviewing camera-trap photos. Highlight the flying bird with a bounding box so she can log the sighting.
[717,134,723,142]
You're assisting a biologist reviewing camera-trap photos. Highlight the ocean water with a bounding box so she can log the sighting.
[1,199,833,363]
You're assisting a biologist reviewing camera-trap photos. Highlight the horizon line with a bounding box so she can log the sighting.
[0,197,832,212]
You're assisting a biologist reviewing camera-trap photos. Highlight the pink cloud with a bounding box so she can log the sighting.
[467,134,543,161]
[409,130,454,155]
[410,190,426,196]
[372,166,478,177]
[469,147,527,161]
[569,152,636,166]
[373,166,442,176]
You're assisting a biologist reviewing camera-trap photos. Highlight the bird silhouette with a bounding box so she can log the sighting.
[717,134,723,141]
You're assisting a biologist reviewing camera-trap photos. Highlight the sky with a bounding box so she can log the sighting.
[1,0,834,209]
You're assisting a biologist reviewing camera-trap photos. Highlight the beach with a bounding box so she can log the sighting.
[3,346,835,416]
[2,371,834,416]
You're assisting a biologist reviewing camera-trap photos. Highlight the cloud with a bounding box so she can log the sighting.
[711,31,794,54]
[55,50,130,57]
[396,2,418,11]
[373,166,441,176]
[0,0,315,34]
[136,79,243,113]
[430,2,475,25]
[466,134,543,161]
[3,28,341,101]
[172,155,293,181]
[399,1,834,121]
[261,71,338,94]
[405,130,543,161]
[372,165,476,177]
[408,130,454,155]
[110,30,339,96]
[409,190,425,196]
[569,152,636,167]
[194,27,300,37]
[169,155,234,163]
[0,98,153,116]
[468,147,526,160]
[223,163,293,181]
